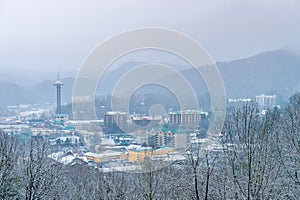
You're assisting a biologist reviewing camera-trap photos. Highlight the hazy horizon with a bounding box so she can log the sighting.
[1,0,300,72]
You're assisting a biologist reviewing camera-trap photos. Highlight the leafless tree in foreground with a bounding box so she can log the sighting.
[221,104,282,199]
[0,132,20,199]
[21,136,64,200]
[184,142,219,200]
[278,93,300,199]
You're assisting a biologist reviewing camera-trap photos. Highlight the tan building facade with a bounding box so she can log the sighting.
[169,110,201,126]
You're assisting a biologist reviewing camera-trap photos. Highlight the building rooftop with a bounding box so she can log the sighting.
[131,146,174,152]
[149,127,186,134]
[105,111,127,115]
[169,110,202,114]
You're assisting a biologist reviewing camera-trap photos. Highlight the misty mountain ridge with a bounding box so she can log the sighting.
[217,49,300,99]
[0,69,77,87]
[0,49,299,111]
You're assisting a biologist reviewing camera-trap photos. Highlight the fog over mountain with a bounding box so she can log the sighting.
[0,49,299,111]
[217,49,300,99]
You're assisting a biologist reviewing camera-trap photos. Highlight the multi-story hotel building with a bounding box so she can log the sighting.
[256,95,276,109]
[104,111,128,126]
[168,110,201,126]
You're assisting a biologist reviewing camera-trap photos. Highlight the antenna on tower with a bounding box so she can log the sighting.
[57,71,60,80]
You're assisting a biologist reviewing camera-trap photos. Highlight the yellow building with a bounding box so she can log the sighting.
[85,151,127,163]
[128,147,175,163]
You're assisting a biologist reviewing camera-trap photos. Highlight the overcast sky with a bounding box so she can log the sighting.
[0,0,300,72]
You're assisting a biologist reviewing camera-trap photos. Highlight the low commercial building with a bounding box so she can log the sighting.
[85,151,127,163]
[128,147,175,163]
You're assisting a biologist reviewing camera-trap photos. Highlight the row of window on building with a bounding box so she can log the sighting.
[103,110,203,127]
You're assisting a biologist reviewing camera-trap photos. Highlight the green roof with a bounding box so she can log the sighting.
[63,126,75,131]
[148,127,186,134]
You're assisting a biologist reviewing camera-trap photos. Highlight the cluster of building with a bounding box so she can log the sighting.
[228,94,277,112]
[103,110,203,128]
[0,73,278,172]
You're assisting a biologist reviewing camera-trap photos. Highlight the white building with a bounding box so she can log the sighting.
[256,95,276,109]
